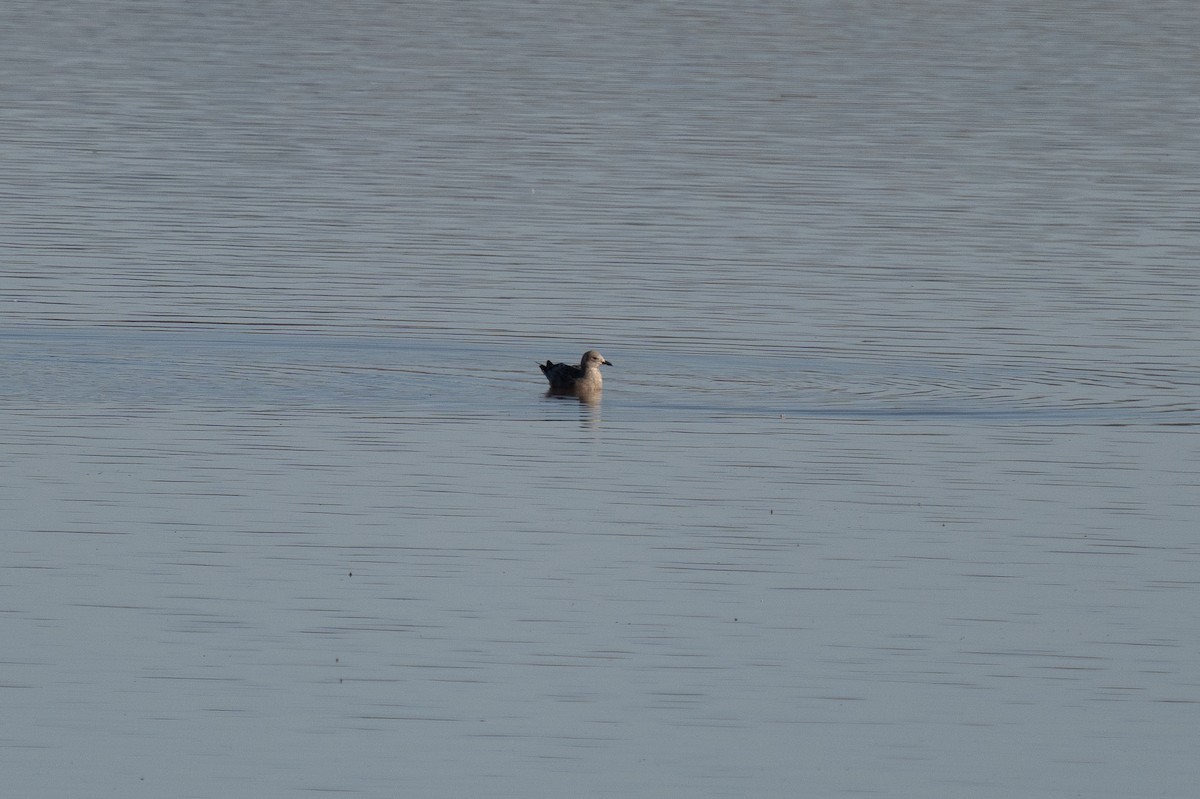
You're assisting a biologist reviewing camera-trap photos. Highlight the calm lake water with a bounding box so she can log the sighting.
[3,1,1198,797]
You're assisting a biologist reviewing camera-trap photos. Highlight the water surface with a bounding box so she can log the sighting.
[3,1,1198,797]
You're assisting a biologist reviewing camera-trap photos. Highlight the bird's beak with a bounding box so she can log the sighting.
[603,359,613,366]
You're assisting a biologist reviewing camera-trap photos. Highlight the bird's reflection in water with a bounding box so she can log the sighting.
[544,387,602,428]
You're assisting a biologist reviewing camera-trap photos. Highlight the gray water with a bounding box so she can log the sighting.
[3,1,1199,797]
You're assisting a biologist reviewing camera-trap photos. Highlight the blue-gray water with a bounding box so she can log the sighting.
[3,1,1198,797]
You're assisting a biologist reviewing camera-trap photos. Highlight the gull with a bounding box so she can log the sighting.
[539,350,612,395]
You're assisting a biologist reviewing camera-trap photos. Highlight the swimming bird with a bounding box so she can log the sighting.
[539,350,612,394]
